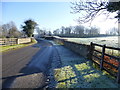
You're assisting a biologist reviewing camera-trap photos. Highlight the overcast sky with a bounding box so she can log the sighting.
[2,1,118,34]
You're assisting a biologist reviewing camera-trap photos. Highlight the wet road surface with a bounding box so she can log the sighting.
[2,39,56,88]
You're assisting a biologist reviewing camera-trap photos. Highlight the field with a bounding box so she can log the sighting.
[62,36,119,48]
[61,36,120,75]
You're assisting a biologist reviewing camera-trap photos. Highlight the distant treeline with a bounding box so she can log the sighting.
[29,23,119,38]
[51,25,119,38]
[57,34,119,38]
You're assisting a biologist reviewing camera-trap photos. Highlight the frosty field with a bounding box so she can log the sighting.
[62,36,119,48]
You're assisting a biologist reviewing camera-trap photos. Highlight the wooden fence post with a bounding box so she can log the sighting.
[16,38,18,44]
[117,61,120,83]
[3,39,6,45]
[100,44,106,70]
[89,42,94,60]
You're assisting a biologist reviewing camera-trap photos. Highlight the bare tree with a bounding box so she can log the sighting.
[71,0,120,24]
[61,26,65,35]
[106,27,118,35]
[53,29,60,35]
[84,28,91,35]
[64,27,72,35]
[89,26,100,35]
[1,21,21,38]
[9,26,21,38]
[74,25,85,35]
[36,27,45,38]
[2,23,11,37]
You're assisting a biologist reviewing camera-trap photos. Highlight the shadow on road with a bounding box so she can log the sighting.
[2,39,119,88]
[2,39,54,88]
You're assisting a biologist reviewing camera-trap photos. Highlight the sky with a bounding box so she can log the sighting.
[2,1,118,34]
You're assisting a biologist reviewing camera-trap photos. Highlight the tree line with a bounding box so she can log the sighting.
[0,19,38,38]
[52,25,100,37]
[52,25,118,38]
[36,27,52,38]
[1,20,118,38]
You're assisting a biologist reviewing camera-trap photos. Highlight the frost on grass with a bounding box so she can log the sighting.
[54,66,76,81]
[54,66,77,88]
[63,36,118,48]
[53,45,119,88]
[75,62,91,71]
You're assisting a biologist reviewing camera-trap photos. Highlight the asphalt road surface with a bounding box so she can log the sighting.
[2,39,55,88]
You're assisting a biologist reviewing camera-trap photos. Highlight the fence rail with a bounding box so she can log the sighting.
[90,42,120,83]
[0,38,32,46]
[0,38,17,45]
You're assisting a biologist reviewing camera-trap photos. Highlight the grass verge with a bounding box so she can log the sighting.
[53,45,119,88]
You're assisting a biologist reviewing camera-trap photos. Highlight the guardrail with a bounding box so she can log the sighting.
[90,42,120,83]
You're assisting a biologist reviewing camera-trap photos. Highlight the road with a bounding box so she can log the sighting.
[2,39,56,88]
